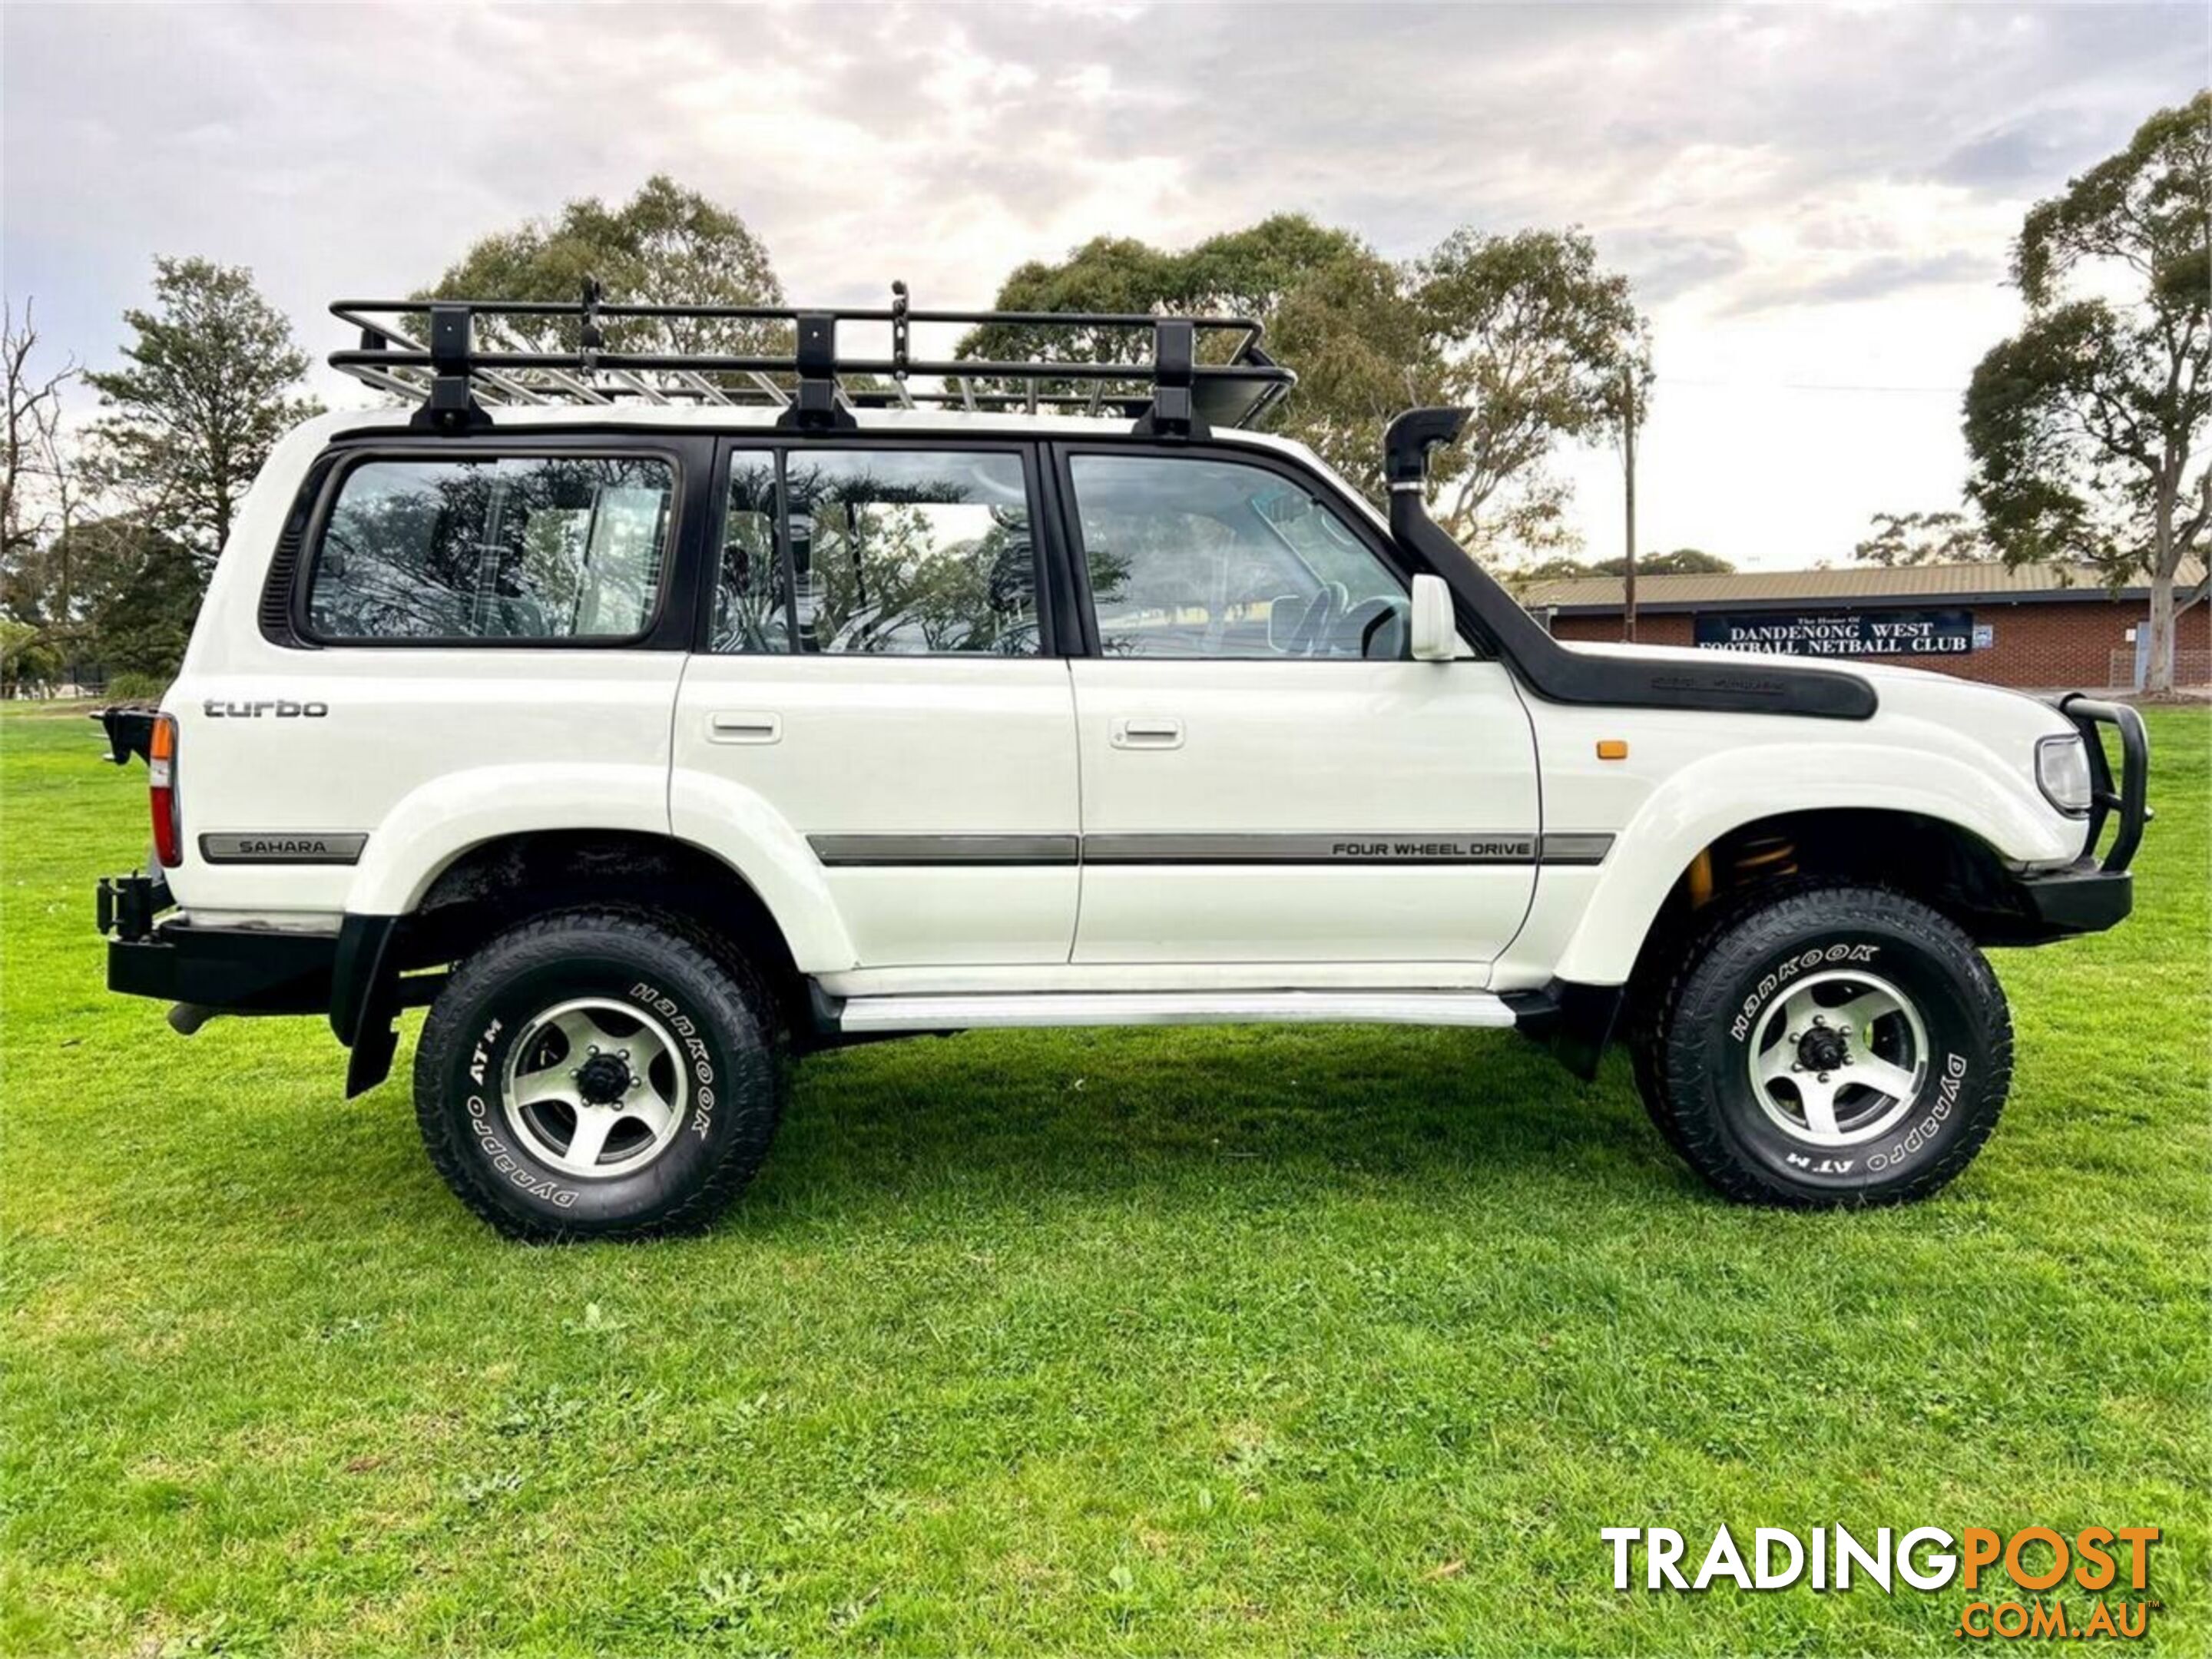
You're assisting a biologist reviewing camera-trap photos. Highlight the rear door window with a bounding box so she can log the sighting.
[708,447,1041,657]
[306,454,675,642]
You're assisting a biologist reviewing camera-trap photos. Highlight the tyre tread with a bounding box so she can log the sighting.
[413,905,783,1241]
[1643,880,2012,1208]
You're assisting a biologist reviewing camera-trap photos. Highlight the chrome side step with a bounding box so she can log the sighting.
[833,989,1520,1035]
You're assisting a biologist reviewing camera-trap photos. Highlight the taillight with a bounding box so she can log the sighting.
[148,714,181,867]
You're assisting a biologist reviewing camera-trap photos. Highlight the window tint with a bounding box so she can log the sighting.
[307,455,673,641]
[712,457,789,654]
[1069,455,1407,661]
[712,449,1038,657]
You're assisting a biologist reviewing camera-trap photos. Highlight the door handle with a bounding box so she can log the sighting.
[1111,716,1184,750]
[708,710,782,744]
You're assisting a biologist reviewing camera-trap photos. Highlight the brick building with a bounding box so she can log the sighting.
[1517,559,2210,690]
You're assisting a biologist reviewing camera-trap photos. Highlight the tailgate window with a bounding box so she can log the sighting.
[306,454,674,642]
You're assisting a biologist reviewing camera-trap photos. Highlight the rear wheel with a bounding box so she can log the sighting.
[413,907,784,1239]
[1640,882,2012,1207]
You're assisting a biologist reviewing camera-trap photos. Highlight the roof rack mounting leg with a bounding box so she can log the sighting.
[410,303,490,433]
[778,312,857,432]
[578,275,604,379]
[1134,318,1206,440]
[889,280,910,382]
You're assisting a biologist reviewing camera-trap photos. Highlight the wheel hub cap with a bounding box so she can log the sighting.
[500,996,691,1179]
[1746,968,1929,1149]
[1796,1026,1849,1073]
[575,1052,633,1105]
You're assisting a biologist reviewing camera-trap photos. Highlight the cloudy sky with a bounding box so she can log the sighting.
[4,2,2203,569]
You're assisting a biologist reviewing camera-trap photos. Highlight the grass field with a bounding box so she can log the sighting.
[2,703,2206,1657]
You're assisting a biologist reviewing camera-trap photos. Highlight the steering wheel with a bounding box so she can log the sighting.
[1286,581,1348,657]
[1337,594,1409,660]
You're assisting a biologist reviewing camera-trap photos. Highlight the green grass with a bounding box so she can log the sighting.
[3,703,2206,1657]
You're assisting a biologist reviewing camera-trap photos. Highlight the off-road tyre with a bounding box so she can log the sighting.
[1638,880,2012,1207]
[414,906,785,1240]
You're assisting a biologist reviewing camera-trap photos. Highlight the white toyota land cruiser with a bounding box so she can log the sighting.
[93,290,2148,1238]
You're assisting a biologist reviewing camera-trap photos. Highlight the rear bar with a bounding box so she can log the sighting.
[2058,694,2150,873]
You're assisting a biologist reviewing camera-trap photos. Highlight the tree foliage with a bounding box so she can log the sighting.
[1964,91,2210,690]
[1520,548,1734,581]
[426,175,784,358]
[84,257,321,570]
[1851,510,1998,568]
[966,217,1649,561]
[77,518,203,679]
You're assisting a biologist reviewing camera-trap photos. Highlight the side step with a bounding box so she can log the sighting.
[832,989,1520,1035]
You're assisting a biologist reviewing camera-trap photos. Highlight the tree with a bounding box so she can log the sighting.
[0,616,60,696]
[965,215,1373,366]
[0,297,100,683]
[1852,510,1998,568]
[2,298,75,570]
[83,522,203,680]
[426,175,783,361]
[1599,547,1732,577]
[967,218,1648,562]
[1513,547,1733,582]
[85,258,321,572]
[1965,92,2211,693]
[1409,228,1651,555]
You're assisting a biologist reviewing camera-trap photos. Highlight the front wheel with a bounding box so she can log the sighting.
[413,907,785,1239]
[1641,882,2013,1207]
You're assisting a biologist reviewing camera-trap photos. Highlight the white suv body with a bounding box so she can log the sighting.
[96,301,2146,1236]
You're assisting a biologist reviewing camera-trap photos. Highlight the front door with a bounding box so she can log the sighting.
[1058,447,1541,968]
[673,441,1078,968]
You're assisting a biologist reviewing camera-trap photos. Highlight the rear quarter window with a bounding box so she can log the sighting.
[304,454,675,642]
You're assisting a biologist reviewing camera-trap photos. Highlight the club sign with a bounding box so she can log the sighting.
[1694,608,1975,658]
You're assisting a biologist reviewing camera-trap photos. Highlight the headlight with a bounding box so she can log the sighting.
[2035,733,2093,816]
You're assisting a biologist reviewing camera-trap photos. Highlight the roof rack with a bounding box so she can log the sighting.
[328,281,1296,439]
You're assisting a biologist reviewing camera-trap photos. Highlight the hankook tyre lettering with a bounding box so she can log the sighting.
[1645,881,2013,1206]
[414,908,783,1239]
[89,289,2146,1234]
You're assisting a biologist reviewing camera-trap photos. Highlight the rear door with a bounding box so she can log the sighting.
[1056,445,1541,968]
[671,439,1080,967]
[177,437,698,922]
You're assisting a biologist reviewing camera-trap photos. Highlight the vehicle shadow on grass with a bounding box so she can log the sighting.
[197,1022,1697,1249]
[727,1021,1690,1220]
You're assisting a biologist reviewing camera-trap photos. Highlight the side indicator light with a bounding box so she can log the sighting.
[1596,740,1629,760]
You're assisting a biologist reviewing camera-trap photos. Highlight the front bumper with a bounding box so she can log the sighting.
[2011,860,2132,936]
[1993,695,2150,941]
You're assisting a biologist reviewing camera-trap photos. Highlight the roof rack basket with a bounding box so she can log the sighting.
[329,281,1296,439]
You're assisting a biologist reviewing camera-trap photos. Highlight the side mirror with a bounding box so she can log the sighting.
[1409,574,1456,661]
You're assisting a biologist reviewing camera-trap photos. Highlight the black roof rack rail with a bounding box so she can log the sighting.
[328,282,1296,438]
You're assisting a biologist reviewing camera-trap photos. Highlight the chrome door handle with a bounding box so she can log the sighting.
[708,710,782,744]
[1111,716,1184,750]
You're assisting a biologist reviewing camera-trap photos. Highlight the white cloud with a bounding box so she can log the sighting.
[2,0,2198,568]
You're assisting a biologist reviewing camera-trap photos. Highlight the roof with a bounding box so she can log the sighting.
[1515,557,2209,614]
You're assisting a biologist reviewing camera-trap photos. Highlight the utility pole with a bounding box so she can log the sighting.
[1621,361,1638,644]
